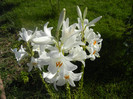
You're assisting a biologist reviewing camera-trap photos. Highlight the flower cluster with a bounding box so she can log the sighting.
[11,6,102,90]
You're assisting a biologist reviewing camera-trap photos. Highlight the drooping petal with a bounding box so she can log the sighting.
[63,59,77,71]
[32,36,53,44]
[11,45,27,62]
[87,16,102,26]
[19,28,33,42]
[56,77,66,86]
[44,22,53,37]
[68,78,75,87]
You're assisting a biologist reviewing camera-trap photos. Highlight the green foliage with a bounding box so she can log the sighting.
[20,71,29,84]
[0,0,132,98]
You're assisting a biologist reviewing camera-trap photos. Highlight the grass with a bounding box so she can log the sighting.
[0,0,133,98]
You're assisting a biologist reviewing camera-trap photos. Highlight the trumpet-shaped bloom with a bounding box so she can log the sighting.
[31,22,54,45]
[86,47,100,61]
[19,28,34,42]
[27,52,50,72]
[68,46,86,66]
[43,70,82,90]
[56,70,82,87]
[11,45,27,62]
[59,18,84,52]
[47,50,77,74]
[61,18,79,43]
[27,57,38,72]
[85,28,102,60]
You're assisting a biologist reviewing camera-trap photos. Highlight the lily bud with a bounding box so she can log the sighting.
[77,6,82,20]
[57,8,66,31]
[83,7,88,20]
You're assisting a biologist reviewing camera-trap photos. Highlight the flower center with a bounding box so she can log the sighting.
[32,62,37,66]
[93,40,96,45]
[56,61,63,67]
[64,75,69,79]
[93,50,96,54]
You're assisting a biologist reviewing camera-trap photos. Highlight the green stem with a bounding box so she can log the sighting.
[66,82,71,99]
[27,42,34,56]
[39,73,54,98]
[78,19,86,98]
[56,31,60,41]
[77,63,84,99]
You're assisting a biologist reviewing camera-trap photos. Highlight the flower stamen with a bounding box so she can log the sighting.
[93,50,96,54]
[56,61,63,67]
[32,62,37,66]
[93,40,96,45]
[64,75,69,79]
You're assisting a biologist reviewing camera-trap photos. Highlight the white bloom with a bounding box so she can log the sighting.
[47,50,77,74]
[56,70,82,87]
[27,54,49,72]
[43,70,82,90]
[43,22,53,37]
[59,18,83,52]
[27,57,38,72]
[85,28,102,60]
[77,16,102,30]
[86,47,100,61]
[31,22,54,45]
[61,18,78,43]
[11,45,27,62]
[43,72,59,90]
[77,18,89,30]
[85,29,102,50]
[19,28,34,42]
[68,46,86,66]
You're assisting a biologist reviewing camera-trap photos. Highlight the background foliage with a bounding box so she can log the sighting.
[0,0,132,98]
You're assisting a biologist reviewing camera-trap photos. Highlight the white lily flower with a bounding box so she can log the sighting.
[47,50,77,74]
[31,22,54,45]
[43,72,59,90]
[77,18,89,30]
[58,18,83,52]
[18,28,34,42]
[84,28,102,60]
[85,29,102,50]
[27,57,38,72]
[86,47,100,61]
[32,44,52,55]
[43,70,82,90]
[61,18,78,43]
[27,54,49,72]
[11,45,27,62]
[61,33,84,52]
[68,46,86,66]
[56,70,82,87]
[77,16,102,31]
[43,22,53,37]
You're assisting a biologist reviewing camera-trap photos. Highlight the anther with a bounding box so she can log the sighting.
[64,75,69,79]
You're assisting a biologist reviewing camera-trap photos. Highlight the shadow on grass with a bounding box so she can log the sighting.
[84,35,131,83]
[0,1,21,15]
[5,71,50,99]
